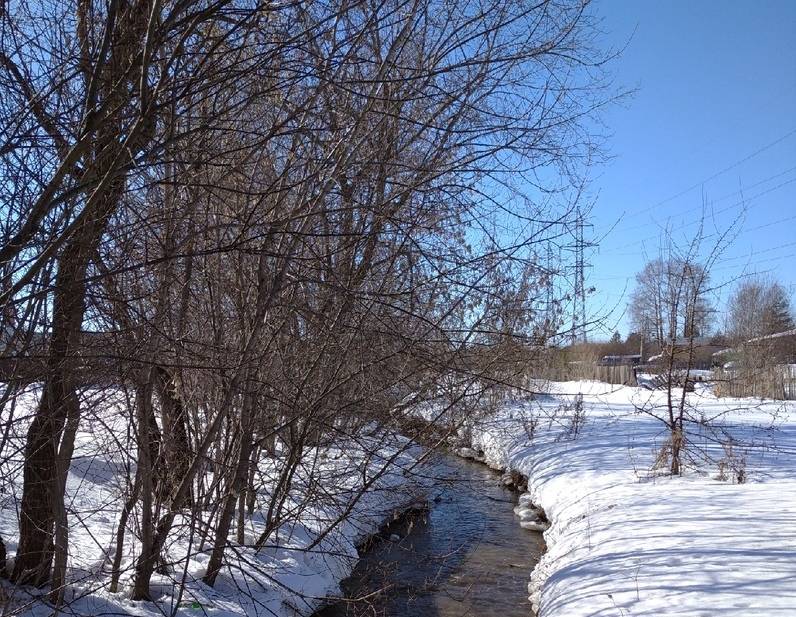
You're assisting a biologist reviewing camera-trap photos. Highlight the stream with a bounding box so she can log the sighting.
[317,454,544,617]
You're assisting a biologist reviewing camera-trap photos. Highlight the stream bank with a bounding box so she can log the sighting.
[316,453,544,617]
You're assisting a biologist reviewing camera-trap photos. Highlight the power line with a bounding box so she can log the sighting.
[607,165,796,236]
[712,251,796,273]
[612,126,796,225]
[601,177,796,255]
[594,242,796,297]
[714,240,796,265]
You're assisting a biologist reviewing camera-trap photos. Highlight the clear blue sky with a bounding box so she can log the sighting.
[586,0,796,339]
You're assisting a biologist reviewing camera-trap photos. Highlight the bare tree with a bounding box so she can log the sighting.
[629,257,714,348]
[0,0,619,610]
[726,276,794,343]
[633,211,740,476]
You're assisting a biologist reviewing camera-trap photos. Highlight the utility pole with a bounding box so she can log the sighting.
[545,243,555,337]
[572,206,589,344]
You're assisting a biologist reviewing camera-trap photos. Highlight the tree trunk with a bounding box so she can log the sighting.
[670,422,683,476]
[132,380,157,600]
[12,244,86,586]
[50,387,82,604]
[204,387,255,586]
[109,473,141,593]
[12,35,133,580]
[154,366,191,498]
[0,534,7,578]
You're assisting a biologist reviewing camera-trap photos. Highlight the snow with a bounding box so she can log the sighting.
[4,380,795,617]
[0,387,428,617]
[746,328,796,343]
[636,369,713,391]
[464,380,796,617]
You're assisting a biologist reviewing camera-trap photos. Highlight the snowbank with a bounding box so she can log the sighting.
[0,388,428,617]
[466,380,796,616]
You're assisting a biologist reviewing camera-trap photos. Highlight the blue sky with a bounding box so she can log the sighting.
[585,0,796,338]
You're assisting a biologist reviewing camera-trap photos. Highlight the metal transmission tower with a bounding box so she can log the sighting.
[572,207,590,343]
[545,243,556,335]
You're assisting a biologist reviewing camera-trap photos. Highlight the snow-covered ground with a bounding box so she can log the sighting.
[0,387,428,617]
[4,381,794,617]
[466,380,796,617]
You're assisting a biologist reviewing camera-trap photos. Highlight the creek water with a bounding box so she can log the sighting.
[317,454,544,617]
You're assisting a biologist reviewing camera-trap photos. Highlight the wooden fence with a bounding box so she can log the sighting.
[541,363,637,387]
[713,364,796,400]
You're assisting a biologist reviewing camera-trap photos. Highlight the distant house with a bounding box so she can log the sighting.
[713,329,796,367]
[598,354,642,367]
[640,337,725,370]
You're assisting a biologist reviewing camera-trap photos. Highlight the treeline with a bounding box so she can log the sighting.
[0,0,611,606]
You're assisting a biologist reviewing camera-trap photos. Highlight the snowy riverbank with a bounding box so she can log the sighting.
[4,381,794,616]
[0,388,428,617]
[464,380,796,616]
